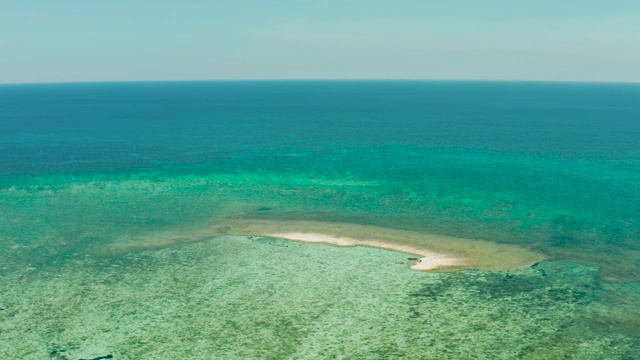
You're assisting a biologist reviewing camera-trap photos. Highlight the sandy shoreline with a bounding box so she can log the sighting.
[266,231,466,270]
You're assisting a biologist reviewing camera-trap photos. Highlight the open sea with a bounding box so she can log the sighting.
[1,81,639,359]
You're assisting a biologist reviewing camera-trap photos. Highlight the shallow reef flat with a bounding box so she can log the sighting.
[1,235,638,359]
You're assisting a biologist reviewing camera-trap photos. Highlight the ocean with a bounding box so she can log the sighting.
[1,81,639,359]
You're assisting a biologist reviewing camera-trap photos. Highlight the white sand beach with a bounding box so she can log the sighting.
[265,231,465,270]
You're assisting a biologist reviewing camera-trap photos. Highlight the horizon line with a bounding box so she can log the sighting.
[1,78,639,86]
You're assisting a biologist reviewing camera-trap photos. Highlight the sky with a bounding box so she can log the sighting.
[1,0,640,84]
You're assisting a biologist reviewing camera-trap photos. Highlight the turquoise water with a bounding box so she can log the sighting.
[1,81,639,358]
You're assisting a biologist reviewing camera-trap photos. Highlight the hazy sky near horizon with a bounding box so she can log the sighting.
[1,1,640,84]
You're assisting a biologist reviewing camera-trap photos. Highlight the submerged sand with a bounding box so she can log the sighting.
[216,219,545,272]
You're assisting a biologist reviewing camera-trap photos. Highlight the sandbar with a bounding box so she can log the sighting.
[266,231,465,270]
[218,219,545,272]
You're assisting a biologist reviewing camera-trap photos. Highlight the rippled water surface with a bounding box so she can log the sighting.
[1,81,639,358]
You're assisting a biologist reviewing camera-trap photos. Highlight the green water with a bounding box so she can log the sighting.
[2,150,637,280]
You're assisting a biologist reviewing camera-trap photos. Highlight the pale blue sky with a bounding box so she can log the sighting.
[1,0,639,84]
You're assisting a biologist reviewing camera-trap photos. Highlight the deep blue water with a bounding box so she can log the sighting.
[2,81,639,174]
